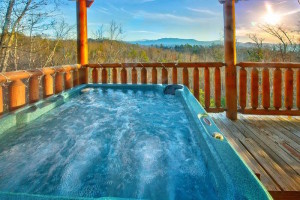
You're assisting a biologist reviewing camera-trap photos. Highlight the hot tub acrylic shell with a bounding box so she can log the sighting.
[0,84,272,200]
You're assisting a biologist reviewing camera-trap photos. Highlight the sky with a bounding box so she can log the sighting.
[62,0,300,42]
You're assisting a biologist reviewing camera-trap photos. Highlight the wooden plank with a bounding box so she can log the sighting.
[211,114,280,191]
[238,115,300,176]
[217,113,300,191]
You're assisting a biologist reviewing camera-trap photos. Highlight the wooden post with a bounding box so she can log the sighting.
[77,0,88,84]
[55,72,64,94]
[43,73,54,98]
[29,76,40,103]
[152,67,157,84]
[65,70,73,89]
[224,0,237,120]
[9,79,26,111]
[239,67,247,111]
[132,67,137,84]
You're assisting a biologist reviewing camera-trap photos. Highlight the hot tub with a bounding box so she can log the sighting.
[0,84,271,200]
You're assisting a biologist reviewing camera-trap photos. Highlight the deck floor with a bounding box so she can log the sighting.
[210,113,300,200]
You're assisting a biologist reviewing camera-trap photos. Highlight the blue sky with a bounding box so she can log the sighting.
[62,0,300,42]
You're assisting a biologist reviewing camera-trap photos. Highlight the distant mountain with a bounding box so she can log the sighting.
[127,38,223,47]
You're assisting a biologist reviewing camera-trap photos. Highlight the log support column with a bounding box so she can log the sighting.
[223,0,237,120]
[77,0,89,84]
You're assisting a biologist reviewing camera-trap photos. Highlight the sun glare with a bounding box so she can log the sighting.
[263,3,281,25]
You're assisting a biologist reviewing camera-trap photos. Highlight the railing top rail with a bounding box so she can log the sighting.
[0,64,80,84]
[86,62,225,69]
[237,62,300,68]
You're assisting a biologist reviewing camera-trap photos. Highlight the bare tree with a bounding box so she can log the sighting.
[43,19,74,67]
[0,0,62,72]
[247,34,264,62]
[259,24,297,62]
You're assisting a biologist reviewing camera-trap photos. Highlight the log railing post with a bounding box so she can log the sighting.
[239,67,247,111]
[172,65,177,84]
[112,68,117,84]
[215,67,221,108]
[121,67,127,84]
[92,68,99,83]
[65,70,73,90]
[102,68,108,84]
[43,73,54,98]
[193,67,199,101]
[152,67,157,84]
[141,65,147,84]
[29,75,40,103]
[262,67,270,110]
[55,72,64,94]
[162,66,168,84]
[285,68,293,110]
[9,79,26,111]
[204,67,210,109]
[273,68,282,110]
[73,69,80,86]
[183,67,189,88]
[224,0,237,120]
[251,67,259,110]
[132,67,137,84]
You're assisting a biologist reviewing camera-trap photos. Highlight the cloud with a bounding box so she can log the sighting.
[186,7,221,16]
[133,11,209,24]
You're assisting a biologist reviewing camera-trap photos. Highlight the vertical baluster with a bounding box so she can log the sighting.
[132,67,137,84]
[285,68,293,110]
[113,68,117,84]
[65,70,73,90]
[43,73,53,98]
[273,68,282,110]
[183,67,189,87]
[92,68,99,83]
[141,67,147,84]
[162,67,168,84]
[297,69,300,110]
[73,69,80,86]
[193,67,199,101]
[102,68,107,84]
[0,85,3,114]
[239,67,247,110]
[215,67,221,108]
[79,68,87,84]
[172,66,177,84]
[121,67,127,84]
[55,72,64,94]
[152,67,157,84]
[251,67,259,109]
[204,67,210,109]
[9,79,26,111]
[29,75,39,103]
[262,67,270,110]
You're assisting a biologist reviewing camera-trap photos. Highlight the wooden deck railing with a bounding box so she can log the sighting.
[0,65,81,114]
[85,62,225,113]
[237,62,300,116]
[1,62,300,117]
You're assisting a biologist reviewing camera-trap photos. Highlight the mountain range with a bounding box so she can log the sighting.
[127,38,270,48]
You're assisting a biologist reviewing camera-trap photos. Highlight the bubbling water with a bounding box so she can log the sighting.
[0,88,218,200]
